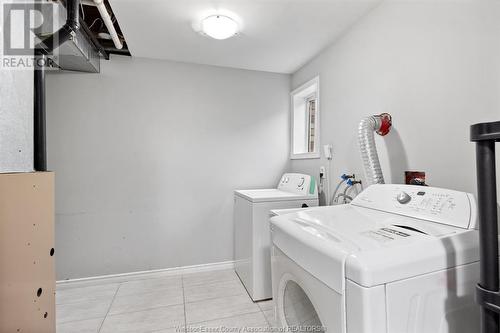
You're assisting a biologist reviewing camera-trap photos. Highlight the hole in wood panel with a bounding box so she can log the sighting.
[37,288,42,297]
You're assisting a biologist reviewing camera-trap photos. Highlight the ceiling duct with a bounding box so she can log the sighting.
[51,25,101,73]
[37,0,102,73]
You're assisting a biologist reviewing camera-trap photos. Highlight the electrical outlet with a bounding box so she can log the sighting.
[319,166,326,178]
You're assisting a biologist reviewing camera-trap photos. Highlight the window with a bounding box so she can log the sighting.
[306,95,316,153]
[290,76,320,159]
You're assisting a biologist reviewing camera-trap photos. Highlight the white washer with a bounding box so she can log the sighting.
[234,173,318,301]
[270,184,480,332]
[270,208,312,217]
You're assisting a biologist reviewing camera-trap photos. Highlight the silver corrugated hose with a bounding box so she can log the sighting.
[358,115,385,185]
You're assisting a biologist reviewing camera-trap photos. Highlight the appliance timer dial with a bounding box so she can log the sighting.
[397,192,412,204]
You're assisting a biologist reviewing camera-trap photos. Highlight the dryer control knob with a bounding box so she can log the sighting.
[397,192,412,204]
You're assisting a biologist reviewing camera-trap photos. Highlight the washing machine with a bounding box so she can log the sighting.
[234,173,318,301]
[270,184,480,332]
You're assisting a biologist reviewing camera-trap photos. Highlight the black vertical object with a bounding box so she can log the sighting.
[471,121,500,333]
[33,0,80,171]
[34,54,47,171]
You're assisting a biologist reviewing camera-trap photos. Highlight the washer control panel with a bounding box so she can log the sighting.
[352,184,476,229]
[278,173,317,196]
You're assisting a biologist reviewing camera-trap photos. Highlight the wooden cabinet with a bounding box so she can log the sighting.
[0,172,55,332]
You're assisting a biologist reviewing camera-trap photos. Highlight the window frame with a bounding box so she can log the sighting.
[290,76,321,160]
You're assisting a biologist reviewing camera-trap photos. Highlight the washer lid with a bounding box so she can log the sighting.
[270,203,479,292]
[234,189,317,203]
[270,207,311,216]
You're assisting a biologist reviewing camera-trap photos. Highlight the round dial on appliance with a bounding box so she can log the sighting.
[397,192,412,204]
[298,177,305,187]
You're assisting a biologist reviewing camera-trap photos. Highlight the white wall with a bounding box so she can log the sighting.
[0,67,33,173]
[46,56,290,279]
[0,0,34,173]
[291,1,500,199]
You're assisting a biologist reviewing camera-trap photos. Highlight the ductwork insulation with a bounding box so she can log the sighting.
[358,113,392,186]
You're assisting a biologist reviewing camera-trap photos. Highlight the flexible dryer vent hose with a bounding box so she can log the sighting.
[358,113,392,185]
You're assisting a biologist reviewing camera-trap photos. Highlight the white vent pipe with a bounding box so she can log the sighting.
[358,113,392,185]
[82,0,123,49]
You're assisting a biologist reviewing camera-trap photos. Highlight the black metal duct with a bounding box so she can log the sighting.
[34,0,81,171]
[33,57,47,171]
[471,121,500,333]
[37,0,81,56]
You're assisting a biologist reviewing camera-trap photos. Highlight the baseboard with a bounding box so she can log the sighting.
[56,260,235,286]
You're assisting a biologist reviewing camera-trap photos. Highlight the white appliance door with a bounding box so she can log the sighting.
[385,261,480,333]
[272,246,345,333]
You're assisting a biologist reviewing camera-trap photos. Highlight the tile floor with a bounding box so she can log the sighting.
[56,269,277,333]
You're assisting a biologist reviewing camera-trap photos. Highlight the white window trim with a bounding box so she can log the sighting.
[290,76,320,160]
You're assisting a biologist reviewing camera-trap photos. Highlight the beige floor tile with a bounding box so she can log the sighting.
[56,318,103,333]
[56,283,119,305]
[109,288,184,315]
[186,312,270,331]
[183,270,238,288]
[55,269,264,333]
[57,298,112,323]
[57,280,120,291]
[185,294,260,324]
[117,276,183,297]
[150,327,185,333]
[184,279,246,303]
[100,304,185,333]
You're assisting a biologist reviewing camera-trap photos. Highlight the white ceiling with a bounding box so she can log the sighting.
[109,0,379,74]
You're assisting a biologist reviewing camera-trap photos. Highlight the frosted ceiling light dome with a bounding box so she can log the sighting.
[201,15,239,40]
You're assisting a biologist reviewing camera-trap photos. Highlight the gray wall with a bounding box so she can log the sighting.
[47,56,291,279]
[291,1,500,198]
[0,0,34,173]
[0,70,33,173]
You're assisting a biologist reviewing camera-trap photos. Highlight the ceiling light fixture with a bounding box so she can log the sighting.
[201,15,239,40]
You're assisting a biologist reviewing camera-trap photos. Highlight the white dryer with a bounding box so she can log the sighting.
[270,184,480,332]
[234,173,318,301]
